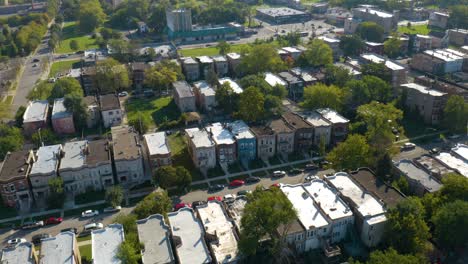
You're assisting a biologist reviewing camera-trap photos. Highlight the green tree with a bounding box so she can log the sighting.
[215,82,238,114]
[114,213,141,263]
[264,95,283,117]
[205,68,219,87]
[27,81,53,101]
[362,75,392,103]
[361,63,392,83]
[154,166,177,189]
[239,186,297,258]
[301,83,345,111]
[384,35,402,59]
[326,134,371,171]
[356,21,384,42]
[128,112,151,134]
[392,176,410,194]
[176,166,192,191]
[432,200,468,250]
[31,128,57,147]
[448,5,468,29]
[14,106,26,127]
[117,240,140,264]
[239,44,286,75]
[300,39,333,67]
[443,95,468,134]
[350,248,423,264]
[439,173,468,202]
[376,152,393,179]
[239,74,272,95]
[216,40,231,55]
[385,197,430,254]
[133,190,172,219]
[47,177,65,209]
[94,58,131,93]
[69,39,79,51]
[236,86,265,122]
[324,64,353,87]
[105,186,124,207]
[0,124,24,160]
[63,94,88,129]
[339,34,364,57]
[143,63,178,94]
[78,0,106,33]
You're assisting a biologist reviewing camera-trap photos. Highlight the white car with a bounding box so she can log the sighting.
[84,222,104,231]
[118,91,128,97]
[103,206,122,213]
[273,171,286,178]
[7,238,26,246]
[81,210,99,218]
[401,142,416,150]
[305,175,318,182]
[223,194,236,202]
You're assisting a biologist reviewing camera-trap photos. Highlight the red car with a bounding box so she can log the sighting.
[44,217,63,225]
[207,196,222,202]
[174,203,192,211]
[229,179,245,187]
[270,183,280,188]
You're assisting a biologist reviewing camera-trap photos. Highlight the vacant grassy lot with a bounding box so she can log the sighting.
[167,132,204,182]
[56,22,99,54]
[397,24,430,35]
[49,59,81,77]
[179,43,252,57]
[79,244,92,262]
[126,96,181,128]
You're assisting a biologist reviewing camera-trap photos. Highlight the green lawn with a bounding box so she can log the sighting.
[5,95,13,105]
[207,165,225,178]
[49,59,81,77]
[126,96,181,128]
[179,43,251,57]
[398,24,430,35]
[56,21,99,54]
[167,132,204,182]
[77,234,91,242]
[79,244,92,262]
[0,199,18,220]
[74,190,105,205]
[228,162,243,173]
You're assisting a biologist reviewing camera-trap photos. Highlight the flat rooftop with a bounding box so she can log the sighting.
[99,94,120,111]
[269,118,293,133]
[282,112,312,130]
[1,242,36,264]
[196,56,214,64]
[423,49,465,62]
[92,224,125,264]
[111,126,141,161]
[60,140,86,171]
[174,81,194,98]
[182,57,198,65]
[318,36,340,43]
[185,128,216,148]
[206,122,235,146]
[265,72,287,87]
[86,139,111,166]
[0,150,31,183]
[452,144,468,162]
[40,232,76,264]
[414,155,454,176]
[278,71,301,84]
[52,98,72,119]
[226,53,241,60]
[225,196,247,230]
[304,180,353,220]
[401,83,446,97]
[298,111,331,127]
[250,125,275,137]
[212,55,227,62]
[23,100,48,123]
[280,184,329,230]
[354,7,393,18]
[282,46,302,53]
[361,53,405,71]
[435,152,468,178]
[167,208,212,264]
[219,77,243,94]
[229,120,255,140]
[316,108,349,124]
[395,160,442,193]
[193,81,216,97]
[136,214,175,264]
[257,7,308,17]
[30,144,62,176]
[197,201,240,263]
[144,132,171,156]
[326,172,387,218]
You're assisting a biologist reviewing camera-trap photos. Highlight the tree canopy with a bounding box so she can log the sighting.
[154,166,192,191]
[133,190,172,219]
[0,124,24,160]
[105,186,124,207]
[128,111,151,134]
[64,94,88,130]
[339,34,364,57]
[215,82,239,114]
[384,35,402,59]
[144,62,179,93]
[443,95,468,134]
[94,58,131,93]
[301,83,345,111]
[47,177,65,209]
[356,21,384,42]
[239,44,286,75]
[326,134,371,171]
[324,64,353,87]
[350,248,423,264]
[236,86,265,122]
[78,0,106,33]
[432,200,468,250]
[299,39,333,67]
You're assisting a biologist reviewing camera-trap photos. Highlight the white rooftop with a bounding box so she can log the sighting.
[212,55,227,62]
[280,184,329,230]
[317,108,349,124]
[193,81,216,97]
[144,132,171,156]
[197,56,214,64]
[197,201,240,263]
[40,232,77,264]
[452,144,468,162]
[264,72,287,87]
[300,111,331,127]
[317,36,340,43]
[167,208,212,264]
[52,98,72,119]
[182,57,198,64]
[92,224,125,264]
[304,180,353,220]
[1,242,36,264]
[229,120,255,140]
[206,122,236,146]
[355,7,393,18]
[60,140,86,170]
[226,53,241,60]
[30,144,62,175]
[326,172,387,218]
[185,128,216,148]
[282,46,302,53]
[219,77,243,94]
[435,152,468,178]
[361,53,405,71]
[395,159,442,192]
[423,49,465,62]
[401,83,446,97]
[23,100,48,123]
[136,214,175,264]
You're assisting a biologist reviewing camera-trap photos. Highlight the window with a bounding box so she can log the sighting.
[108,111,113,115]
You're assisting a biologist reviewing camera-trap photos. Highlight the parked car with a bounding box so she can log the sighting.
[44,217,63,225]
[289,168,303,175]
[60,227,78,234]
[32,58,40,62]
[84,222,103,231]
[103,206,122,213]
[143,90,155,97]
[305,163,319,171]
[229,179,245,187]
[270,183,280,188]
[58,54,68,58]
[192,200,207,208]
[401,142,416,151]
[174,203,191,211]
[223,194,236,203]
[7,238,26,246]
[207,196,222,202]
[237,190,251,196]
[272,171,286,178]
[208,184,224,192]
[32,233,51,245]
[32,63,38,67]
[81,210,99,218]
[118,91,128,97]
[305,175,318,182]
[245,176,260,184]
[22,221,44,230]
[429,148,440,154]
[319,160,331,168]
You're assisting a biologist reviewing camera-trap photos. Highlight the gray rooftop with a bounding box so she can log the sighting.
[23,100,49,123]
[30,144,62,176]
[52,98,72,120]
[59,140,86,171]
[257,7,308,17]
[228,120,255,140]
[395,159,442,193]
[317,108,349,124]
[1,242,36,264]
[92,224,125,264]
[40,232,77,264]
[298,111,331,127]
[137,214,175,264]
[144,132,171,156]
[185,128,216,149]
[278,71,302,84]
[174,81,194,98]
[212,55,227,62]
